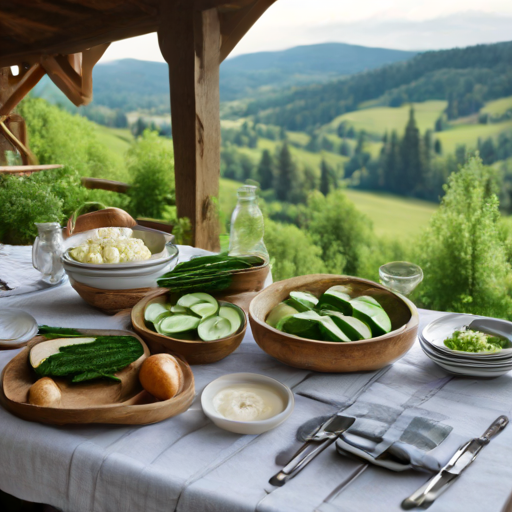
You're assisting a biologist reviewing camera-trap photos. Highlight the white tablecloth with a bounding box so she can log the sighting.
[1,246,512,512]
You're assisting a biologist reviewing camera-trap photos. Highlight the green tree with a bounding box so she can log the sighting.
[416,156,512,318]
[127,130,175,219]
[264,218,326,281]
[434,139,442,155]
[274,142,299,202]
[399,107,423,194]
[320,159,330,195]
[339,139,351,157]
[257,149,274,190]
[305,190,374,275]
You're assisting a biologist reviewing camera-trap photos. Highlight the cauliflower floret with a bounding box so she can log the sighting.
[103,246,120,264]
[69,228,151,264]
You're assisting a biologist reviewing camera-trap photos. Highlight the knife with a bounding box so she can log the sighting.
[402,415,508,509]
[269,415,355,487]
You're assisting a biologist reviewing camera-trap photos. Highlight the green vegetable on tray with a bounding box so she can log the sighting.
[266,285,392,342]
[38,325,84,340]
[144,292,243,342]
[443,329,508,353]
[31,336,144,382]
[156,253,264,293]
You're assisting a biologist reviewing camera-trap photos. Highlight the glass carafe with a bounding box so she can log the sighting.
[229,186,268,260]
[32,222,65,284]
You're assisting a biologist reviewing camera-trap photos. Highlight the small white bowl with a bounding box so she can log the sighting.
[201,373,294,435]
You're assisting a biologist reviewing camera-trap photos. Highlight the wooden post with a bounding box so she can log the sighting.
[158,2,221,251]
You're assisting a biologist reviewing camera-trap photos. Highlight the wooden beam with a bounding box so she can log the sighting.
[158,1,221,251]
[219,0,276,62]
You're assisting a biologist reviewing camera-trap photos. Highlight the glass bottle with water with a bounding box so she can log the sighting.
[229,185,268,260]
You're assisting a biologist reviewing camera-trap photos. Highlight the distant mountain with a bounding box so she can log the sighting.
[247,40,512,131]
[220,43,417,100]
[32,42,417,111]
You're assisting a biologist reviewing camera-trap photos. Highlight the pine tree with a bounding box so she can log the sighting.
[257,149,274,190]
[275,142,298,202]
[320,159,330,196]
[399,107,422,194]
[383,130,400,192]
[339,139,351,157]
[434,139,442,154]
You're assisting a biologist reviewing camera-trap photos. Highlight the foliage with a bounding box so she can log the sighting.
[305,190,374,275]
[264,218,326,281]
[18,97,122,180]
[0,173,63,245]
[126,130,175,219]
[416,156,512,319]
[257,149,274,190]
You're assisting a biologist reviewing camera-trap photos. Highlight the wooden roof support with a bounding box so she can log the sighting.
[159,1,221,251]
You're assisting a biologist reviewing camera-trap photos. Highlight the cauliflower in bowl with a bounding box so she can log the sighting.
[69,227,152,264]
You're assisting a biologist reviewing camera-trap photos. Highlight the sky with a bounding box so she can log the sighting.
[101,0,512,63]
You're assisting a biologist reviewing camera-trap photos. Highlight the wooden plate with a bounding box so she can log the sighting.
[132,289,247,365]
[0,329,195,425]
[249,274,419,373]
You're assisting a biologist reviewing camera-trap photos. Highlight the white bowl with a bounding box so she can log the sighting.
[201,373,294,435]
[61,226,179,290]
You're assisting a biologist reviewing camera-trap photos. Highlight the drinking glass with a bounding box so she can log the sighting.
[32,222,65,284]
[379,261,423,296]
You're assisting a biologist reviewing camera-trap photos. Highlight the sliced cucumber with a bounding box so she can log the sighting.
[198,316,232,341]
[266,302,299,328]
[279,310,323,340]
[170,305,188,314]
[190,301,219,319]
[284,298,311,313]
[317,316,351,342]
[354,295,381,307]
[317,286,352,315]
[219,305,242,333]
[158,315,201,335]
[177,292,218,309]
[289,291,318,309]
[350,298,391,336]
[320,310,372,341]
[145,303,170,323]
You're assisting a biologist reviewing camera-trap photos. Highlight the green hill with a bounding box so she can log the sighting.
[248,40,512,131]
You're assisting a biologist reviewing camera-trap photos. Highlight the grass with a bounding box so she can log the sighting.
[327,101,447,137]
[94,125,133,159]
[343,189,437,238]
[435,121,512,154]
[482,96,512,116]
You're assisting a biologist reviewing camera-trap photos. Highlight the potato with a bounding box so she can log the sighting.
[28,377,61,407]
[139,354,183,400]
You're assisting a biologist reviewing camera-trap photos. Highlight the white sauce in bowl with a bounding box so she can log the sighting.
[213,384,285,422]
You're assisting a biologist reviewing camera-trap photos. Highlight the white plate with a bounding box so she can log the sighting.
[0,308,38,345]
[433,360,511,377]
[421,313,512,358]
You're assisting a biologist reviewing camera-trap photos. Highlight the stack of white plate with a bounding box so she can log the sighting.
[419,313,512,377]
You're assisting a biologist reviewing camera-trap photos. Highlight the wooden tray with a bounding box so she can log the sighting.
[0,329,195,425]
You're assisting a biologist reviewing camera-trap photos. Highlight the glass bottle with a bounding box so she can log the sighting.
[32,222,65,284]
[228,186,268,260]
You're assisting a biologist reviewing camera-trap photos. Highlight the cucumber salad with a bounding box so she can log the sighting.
[144,292,244,341]
[266,286,392,342]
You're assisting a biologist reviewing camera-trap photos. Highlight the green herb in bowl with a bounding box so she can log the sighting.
[443,329,508,353]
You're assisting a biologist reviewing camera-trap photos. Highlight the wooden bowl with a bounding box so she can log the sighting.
[131,289,247,364]
[223,261,270,294]
[64,207,137,238]
[249,274,419,373]
[0,329,195,425]
[69,278,155,314]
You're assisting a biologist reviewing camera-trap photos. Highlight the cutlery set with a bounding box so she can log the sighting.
[269,414,508,509]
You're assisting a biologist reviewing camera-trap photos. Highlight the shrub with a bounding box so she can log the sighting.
[416,156,512,318]
[126,130,175,219]
[305,190,374,275]
[264,218,326,281]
